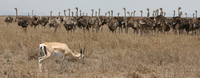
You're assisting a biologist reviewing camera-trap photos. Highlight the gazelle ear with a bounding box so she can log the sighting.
[83,44,86,54]
[79,43,83,54]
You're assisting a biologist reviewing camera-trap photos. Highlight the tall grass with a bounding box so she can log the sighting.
[1,17,200,78]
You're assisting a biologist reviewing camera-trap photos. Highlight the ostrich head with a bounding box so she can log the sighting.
[179,11,182,17]
[123,7,126,11]
[173,10,175,12]
[178,7,181,10]
[111,10,113,14]
[134,10,136,13]
[68,9,70,11]
[14,7,17,10]
[127,12,130,16]
[75,7,78,10]
[147,8,149,11]
[160,8,163,11]
[64,10,66,13]
[195,10,197,14]
[185,13,187,17]
[140,10,143,13]
[164,12,166,16]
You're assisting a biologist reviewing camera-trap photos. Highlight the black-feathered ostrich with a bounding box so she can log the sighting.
[48,11,61,32]
[4,16,13,27]
[63,10,77,33]
[15,7,30,32]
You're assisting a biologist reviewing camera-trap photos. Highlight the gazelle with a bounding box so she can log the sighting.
[38,42,85,73]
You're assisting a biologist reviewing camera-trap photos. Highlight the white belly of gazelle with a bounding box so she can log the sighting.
[53,51,64,57]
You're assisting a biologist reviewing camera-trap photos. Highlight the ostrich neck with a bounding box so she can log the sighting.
[111,12,113,17]
[32,10,34,18]
[68,10,70,16]
[157,10,159,16]
[91,11,93,17]
[124,10,126,20]
[141,12,143,17]
[64,11,66,20]
[173,12,175,17]
[98,9,100,17]
[80,11,81,16]
[76,9,78,17]
[196,12,197,19]
[15,9,18,18]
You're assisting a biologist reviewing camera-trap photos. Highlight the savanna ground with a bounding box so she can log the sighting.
[1,16,200,78]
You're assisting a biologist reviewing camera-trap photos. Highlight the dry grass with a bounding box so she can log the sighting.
[1,16,200,78]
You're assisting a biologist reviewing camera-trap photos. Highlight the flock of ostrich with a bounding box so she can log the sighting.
[3,7,200,35]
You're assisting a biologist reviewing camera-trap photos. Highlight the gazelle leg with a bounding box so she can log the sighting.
[64,60,70,75]
[38,53,51,72]
[59,55,65,73]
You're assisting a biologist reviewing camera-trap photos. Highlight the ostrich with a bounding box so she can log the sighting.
[68,9,71,16]
[117,13,120,17]
[126,11,138,34]
[185,13,187,18]
[75,7,78,18]
[127,12,131,17]
[107,15,119,33]
[63,10,76,33]
[111,10,114,17]
[98,8,101,16]
[14,8,18,22]
[28,10,40,29]
[123,7,128,33]
[160,8,163,16]
[152,10,155,17]
[133,10,136,17]
[193,13,195,18]
[173,10,176,17]
[156,9,159,16]
[140,10,143,17]
[115,12,123,33]
[30,15,40,28]
[98,8,106,33]
[179,11,182,17]
[80,10,82,16]
[88,9,99,33]
[95,12,97,17]
[4,16,13,27]
[108,11,110,19]
[48,11,61,32]
[195,10,198,19]
[147,8,150,17]
[71,12,74,17]
[163,12,166,17]
[178,7,181,17]
[14,7,30,32]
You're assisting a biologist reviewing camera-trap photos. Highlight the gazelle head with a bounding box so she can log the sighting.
[79,44,86,64]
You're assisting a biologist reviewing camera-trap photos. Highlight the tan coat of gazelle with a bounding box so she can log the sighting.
[38,42,85,73]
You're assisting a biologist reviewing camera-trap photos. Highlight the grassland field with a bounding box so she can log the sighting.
[1,16,200,78]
